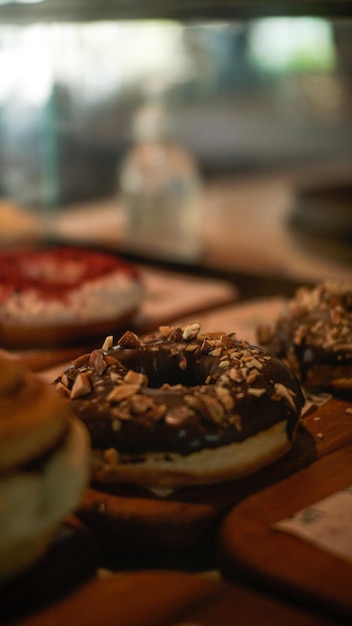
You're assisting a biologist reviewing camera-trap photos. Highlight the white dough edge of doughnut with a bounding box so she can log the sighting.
[91,420,293,488]
[0,271,143,327]
[0,418,89,583]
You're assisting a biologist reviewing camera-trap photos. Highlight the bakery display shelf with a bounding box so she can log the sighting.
[118,247,310,303]
[0,0,351,24]
[217,443,352,623]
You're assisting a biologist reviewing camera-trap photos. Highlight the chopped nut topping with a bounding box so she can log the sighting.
[272,382,296,409]
[330,306,344,325]
[111,406,131,421]
[215,385,234,410]
[118,330,140,348]
[228,367,244,383]
[159,325,174,338]
[107,383,141,403]
[240,367,248,379]
[70,372,92,399]
[102,335,114,351]
[89,350,107,375]
[200,338,215,353]
[244,356,263,370]
[55,381,71,397]
[218,373,230,385]
[247,387,266,398]
[184,394,203,412]
[165,406,190,425]
[61,373,71,387]
[148,403,167,421]
[209,347,222,357]
[104,355,120,366]
[178,356,187,370]
[200,395,225,423]
[220,333,237,348]
[110,371,123,382]
[185,343,198,352]
[124,370,148,386]
[169,327,183,342]
[182,322,201,341]
[130,395,155,414]
[246,369,259,384]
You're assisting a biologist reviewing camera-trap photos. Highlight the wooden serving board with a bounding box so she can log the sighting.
[217,444,352,623]
[15,569,342,626]
[77,395,352,557]
[0,517,97,623]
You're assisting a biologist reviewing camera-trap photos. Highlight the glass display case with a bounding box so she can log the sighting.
[0,2,351,288]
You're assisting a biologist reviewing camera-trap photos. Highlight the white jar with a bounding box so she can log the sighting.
[119,104,202,262]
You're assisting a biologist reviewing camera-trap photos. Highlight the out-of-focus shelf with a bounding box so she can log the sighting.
[0,0,351,23]
[2,169,351,301]
[50,170,352,297]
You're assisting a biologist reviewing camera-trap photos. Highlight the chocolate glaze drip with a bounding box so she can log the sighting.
[55,325,304,457]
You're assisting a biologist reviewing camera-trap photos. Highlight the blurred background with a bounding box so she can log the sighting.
[0,2,351,292]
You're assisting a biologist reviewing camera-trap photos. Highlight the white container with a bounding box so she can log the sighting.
[119,104,202,262]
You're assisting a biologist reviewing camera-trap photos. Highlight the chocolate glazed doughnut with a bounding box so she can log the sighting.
[257,279,352,392]
[55,324,305,488]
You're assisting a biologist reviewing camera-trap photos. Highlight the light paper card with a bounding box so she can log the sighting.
[273,486,352,564]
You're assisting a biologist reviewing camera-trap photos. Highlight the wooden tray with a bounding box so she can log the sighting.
[0,517,97,623]
[15,569,342,626]
[77,395,352,556]
[217,444,352,623]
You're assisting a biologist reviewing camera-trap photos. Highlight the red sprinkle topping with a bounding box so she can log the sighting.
[0,246,139,302]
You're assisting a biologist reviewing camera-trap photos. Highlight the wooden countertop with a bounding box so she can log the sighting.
[3,298,351,626]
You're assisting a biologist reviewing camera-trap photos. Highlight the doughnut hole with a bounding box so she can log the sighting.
[115,347,220,389]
